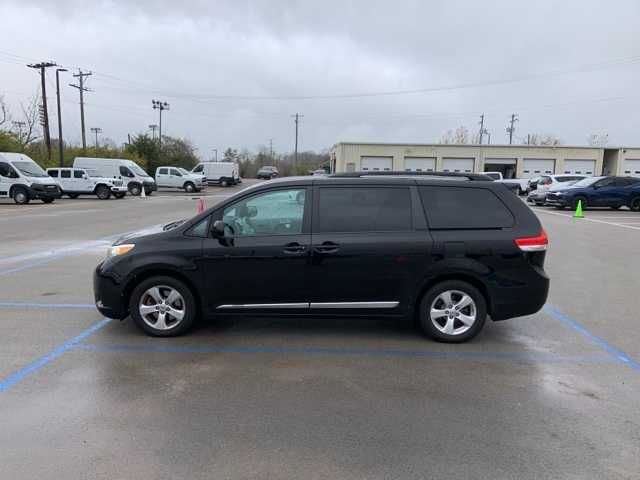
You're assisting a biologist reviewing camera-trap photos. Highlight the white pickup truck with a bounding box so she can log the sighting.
[484,171,528,195]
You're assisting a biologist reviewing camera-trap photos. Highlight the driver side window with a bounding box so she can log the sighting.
[222,188,306,237]
[119,166,134,178]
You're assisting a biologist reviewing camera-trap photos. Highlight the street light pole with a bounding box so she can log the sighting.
[55,68,68,167]
[152,100,170,151]
[213,149,218,162]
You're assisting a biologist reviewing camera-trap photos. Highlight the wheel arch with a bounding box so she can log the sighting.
[9,183,30,198]
[122,266,203,317]
[415,273,492,318]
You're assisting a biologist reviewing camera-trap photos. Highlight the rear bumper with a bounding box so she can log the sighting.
[109,186,128,193]
[545,196,569,207]
[93,264,128,319]
[489,266,550,321]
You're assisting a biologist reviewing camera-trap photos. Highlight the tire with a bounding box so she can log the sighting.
[220,179,229,187]
[68,193,79,199]
[419,280,487,343]
[129,276,197,337]
[535,202,544,207]
[12,187,30,205]
[96,185,111,200]
[114,192,126,199]
[184,181,196,193]
[630,197,640,212]
[42,197,55,204]
[128,183,141,196]
[571,196,587,210]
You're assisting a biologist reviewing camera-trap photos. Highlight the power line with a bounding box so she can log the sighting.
[69,69,93,152]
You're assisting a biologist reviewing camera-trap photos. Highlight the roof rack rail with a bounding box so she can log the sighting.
[329,171,493,181]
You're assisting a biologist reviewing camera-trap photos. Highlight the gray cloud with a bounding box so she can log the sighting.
[1,0,639,158]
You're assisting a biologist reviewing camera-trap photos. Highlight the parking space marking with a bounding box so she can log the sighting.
[536,208,640,231]
[0,318,111,393]
[0,302,94,309]
[74,342,613,364]
[544,304,640,371]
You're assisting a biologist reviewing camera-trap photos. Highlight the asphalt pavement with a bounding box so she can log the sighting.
[1,186,639,479]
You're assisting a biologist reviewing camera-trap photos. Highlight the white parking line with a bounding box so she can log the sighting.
[536,209,640,231]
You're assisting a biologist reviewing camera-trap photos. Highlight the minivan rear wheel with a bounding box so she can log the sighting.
[419,280,487,343]
[129,276,196,337]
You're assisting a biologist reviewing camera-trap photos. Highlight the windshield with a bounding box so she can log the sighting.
[572,176,603,187]
[129,163,150,177]
[13,161,49,178]
[178,168,191,175]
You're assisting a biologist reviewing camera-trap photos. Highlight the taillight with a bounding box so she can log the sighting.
[515,229,548,252]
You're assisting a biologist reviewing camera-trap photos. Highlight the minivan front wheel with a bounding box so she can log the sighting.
[419,280,486,343]
[129,276,196,337]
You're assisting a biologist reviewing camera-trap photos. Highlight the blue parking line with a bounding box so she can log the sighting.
[0,318,111,393]
[544,304,640,371]
[75,342,612,365]
[0,302,95,309]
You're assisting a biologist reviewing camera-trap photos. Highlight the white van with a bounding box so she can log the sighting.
[155,166,205,193]
[0,152,62,204]
[47,167,128,200]
[191,162,239,187]
[73,157,156,196]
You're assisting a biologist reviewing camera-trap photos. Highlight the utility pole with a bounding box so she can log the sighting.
[152,100,169,151]
[90,127,102,148]
[213,149,218,162]
[55,68,68,167]
[269,138,274,162]
[148,124,158,140]
[27,61,57,161]
[69,69,92,152]
[478,114,485,145]
[506,113,519,145]
[291,113,303,168]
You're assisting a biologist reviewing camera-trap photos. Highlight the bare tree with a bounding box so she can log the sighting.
[587,133,608,147]
[440,126,469,144]
[0,95,8,128]
[524,133,562,146]
[15,95,41,148]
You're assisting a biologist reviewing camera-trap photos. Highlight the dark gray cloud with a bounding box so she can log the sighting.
[1,0,639,158]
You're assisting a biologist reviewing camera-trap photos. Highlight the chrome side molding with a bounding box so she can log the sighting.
[309,301,399,309]
[216,301,399,310]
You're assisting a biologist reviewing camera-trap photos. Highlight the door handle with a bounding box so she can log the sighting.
[283,242,307,255]
[313,241,340,254]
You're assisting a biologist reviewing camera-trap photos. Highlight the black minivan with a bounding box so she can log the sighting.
[94,173,549,342]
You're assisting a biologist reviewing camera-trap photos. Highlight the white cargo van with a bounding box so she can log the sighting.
[191,162,239,187]
[73,157,156,196]
[0,152,62,204]
[155,166,205,193]
[47,167,128,199]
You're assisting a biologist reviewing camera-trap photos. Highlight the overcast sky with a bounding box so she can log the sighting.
[1,0,639,159]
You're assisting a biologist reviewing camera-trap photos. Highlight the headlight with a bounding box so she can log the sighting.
[106,244,135,258]
[555,192,564,196]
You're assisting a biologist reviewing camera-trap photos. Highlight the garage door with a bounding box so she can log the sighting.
[442,157,474,173]
[404,157,435,172]
[623,159,640,177]
[522,158,555,179]
[360,156,393,172]
[563,159,596,176]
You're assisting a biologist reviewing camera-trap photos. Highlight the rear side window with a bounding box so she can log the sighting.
[61,170,71,178]
[74,170,84,178]
[419,186,514,229]
[317,187,412,233]
[48,169,59,178]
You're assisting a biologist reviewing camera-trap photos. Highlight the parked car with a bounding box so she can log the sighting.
[485,172,529,195]
[73,157,156,196]
[94,172,550,342]
[0,152,61,204]
[526,174,586,206]
[191,162,239,187]
[546,176,640,210]
[47,167,128,199]
[526,176,542,193]
[155,166,204,193]
[256,166,279,179]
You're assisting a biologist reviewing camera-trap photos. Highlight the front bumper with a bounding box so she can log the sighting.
[143,181,157,192]
[28,184,62,200]
[93,264,128,319]
[545,195,569,207]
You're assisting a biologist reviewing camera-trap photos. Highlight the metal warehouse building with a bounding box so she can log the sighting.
[329,143,640,178]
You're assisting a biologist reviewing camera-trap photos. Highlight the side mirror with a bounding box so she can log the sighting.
[212,220,225,237]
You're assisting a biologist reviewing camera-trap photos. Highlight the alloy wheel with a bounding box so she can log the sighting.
[429,290,477,336]
[138,285,186,331]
